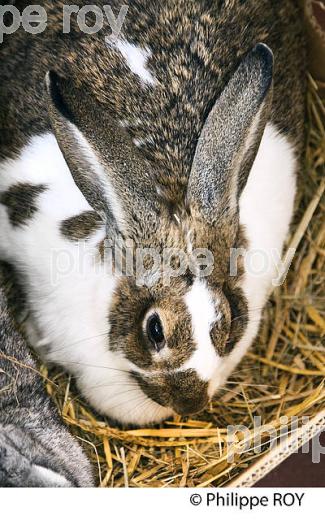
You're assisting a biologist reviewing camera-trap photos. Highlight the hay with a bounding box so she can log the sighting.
[44,74,324,487]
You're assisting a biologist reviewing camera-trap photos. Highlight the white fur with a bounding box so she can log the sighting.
[209,123,297,394]
[119,117,143,128]
[30,465,71,487]
[133,136,154,148]
[113,40,156,86]
[182,279,221,383]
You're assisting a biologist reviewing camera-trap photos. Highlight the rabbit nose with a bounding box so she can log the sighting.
[172,395,208,416]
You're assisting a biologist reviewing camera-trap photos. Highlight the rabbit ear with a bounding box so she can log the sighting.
[45,71,160,238]
[187,43,273,225]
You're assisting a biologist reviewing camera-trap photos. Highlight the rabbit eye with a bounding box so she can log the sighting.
[146,313,165,352]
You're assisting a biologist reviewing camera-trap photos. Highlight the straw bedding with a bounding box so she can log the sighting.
[42,75,325,487]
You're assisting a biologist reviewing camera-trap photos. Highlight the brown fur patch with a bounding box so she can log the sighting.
[108,276,196,370]
[132,369,209,415]
[60,210,103,241]
[0,183,47,227]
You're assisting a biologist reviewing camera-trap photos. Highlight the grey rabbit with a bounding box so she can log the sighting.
[0,276,93,487]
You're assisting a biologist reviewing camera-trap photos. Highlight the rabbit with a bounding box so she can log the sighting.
[0,272,94,487]
[0,1,306,425]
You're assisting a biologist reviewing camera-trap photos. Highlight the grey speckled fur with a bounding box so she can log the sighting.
[0,280,93,487]
[0,1,305,175]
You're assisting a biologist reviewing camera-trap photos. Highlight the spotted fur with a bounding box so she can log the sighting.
[0,1,305,424]
[0,183,47,227]
[61,210,103,241]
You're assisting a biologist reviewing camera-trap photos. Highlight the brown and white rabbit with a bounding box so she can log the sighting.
[0,271,93,487]
[0,1,305,424]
